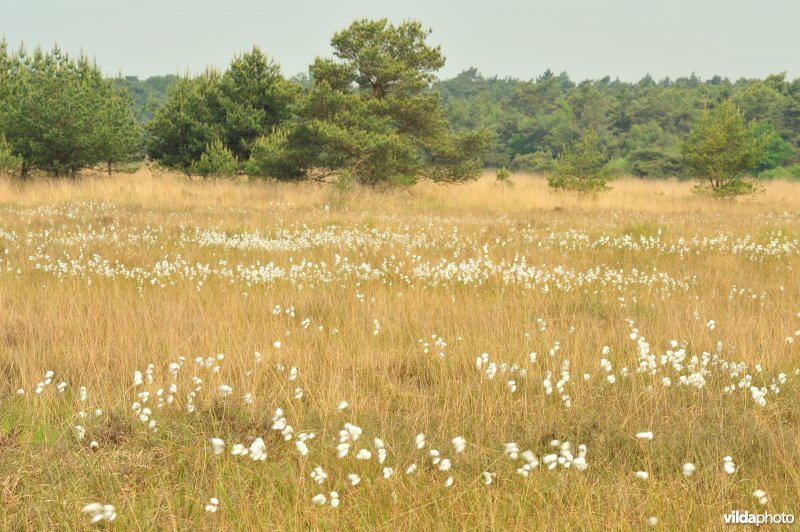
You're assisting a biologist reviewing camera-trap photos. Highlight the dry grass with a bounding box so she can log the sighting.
[1,168,799,529]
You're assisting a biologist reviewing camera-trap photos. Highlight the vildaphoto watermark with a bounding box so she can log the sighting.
[724,510,795,526]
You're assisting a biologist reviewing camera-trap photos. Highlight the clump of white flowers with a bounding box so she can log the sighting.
[204,497,219,513]
[210,437,225,455]
[452,436,466,454]
[82,503,116,523]
[249,438,266,461]
[723,456,736,475]
[752,489,768,506]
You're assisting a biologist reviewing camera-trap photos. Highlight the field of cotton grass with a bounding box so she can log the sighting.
[1,168,799,529]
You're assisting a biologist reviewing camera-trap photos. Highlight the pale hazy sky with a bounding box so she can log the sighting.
[3,0,799,82]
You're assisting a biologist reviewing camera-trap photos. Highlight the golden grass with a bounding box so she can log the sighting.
[1,168,799,529]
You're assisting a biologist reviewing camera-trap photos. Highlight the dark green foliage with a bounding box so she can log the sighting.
[682,99,766,196]
[495,166,513,187]
[189,140,239,177]
[146,48,296,173]
[0,135,21,174]
[756,163,800,181]
[218,48,298,160]
[511,151,555,173]
[250,19,488,186]
[549,128,612,192]
[145,73,225,171]
[435,69,800,178]
[753,122,794,174]
[628,148,683,178]
[0,41,141,178]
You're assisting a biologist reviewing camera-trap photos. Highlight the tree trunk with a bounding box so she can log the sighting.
[107,161,112,176]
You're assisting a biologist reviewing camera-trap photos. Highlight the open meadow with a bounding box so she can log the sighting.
[1,169,800,529]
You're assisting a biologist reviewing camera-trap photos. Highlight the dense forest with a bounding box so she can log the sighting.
[435,69,800,179]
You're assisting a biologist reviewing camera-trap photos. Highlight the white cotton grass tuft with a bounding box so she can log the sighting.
[647,516,658,527]
[82,503,116,523]
[452,436,466,454]
[311,493,326,506]
[210,438,225,455]
[295,439,309,456]
[635,431,654,441]
[635,471,649,481]
[204,497,219,513]
[337,401,349,411]
[723,456,736,475]
[415,433,426,449]
[681,463,696,477]
[504,442,520,460]
[231,443,247,456]
[249,438,266,461]
[356,449,372,460]
[752,489,768,505]
[347,473,361,486]
[311,466,328,485]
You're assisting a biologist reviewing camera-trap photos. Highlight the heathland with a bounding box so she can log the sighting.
[1,169,799,528]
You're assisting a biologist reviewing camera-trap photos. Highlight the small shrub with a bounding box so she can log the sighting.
[189,140,238,178]
[495,167,514,188]
[549,129,611,192]
[692,178,760,198]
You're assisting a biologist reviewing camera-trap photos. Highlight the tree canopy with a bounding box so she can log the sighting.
[146,47,297,173]
[247,19,488,186]
[436,69,800,178]
[0,41,141,178]
[682,99,765,196]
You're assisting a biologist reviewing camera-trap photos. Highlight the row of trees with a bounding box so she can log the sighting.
[1,20,488,186]
[438,68,800,180]
[1,18,797,193]
[543,99,768,196]
[0,41,140,177]
[146,19,488,186]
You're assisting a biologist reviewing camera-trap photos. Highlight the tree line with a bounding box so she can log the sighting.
[437,68,800,181]
[2,18,799,194]
[1,20,487,187]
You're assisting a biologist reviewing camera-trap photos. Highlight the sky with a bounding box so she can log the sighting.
[3,0,799,82]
